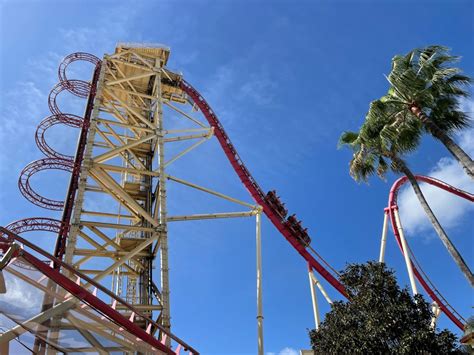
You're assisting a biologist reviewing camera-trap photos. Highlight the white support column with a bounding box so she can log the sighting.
[308,266,320,330]
[256,211,264,355]
[393,208,418,295]
[379,209,389,263]
[430,302,441,329]
[155,66,171,340]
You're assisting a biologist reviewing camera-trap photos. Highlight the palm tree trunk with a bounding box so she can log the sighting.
[393,157,474,287]
[410,105,474,179]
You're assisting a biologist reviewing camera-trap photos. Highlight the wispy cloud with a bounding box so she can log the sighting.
[0,2,141,198]
[0,272,42,318]
[58,3,142,55]
[267,347,299,355]
[0,81,46,175]
[201,60,279,122]
[26,51,63,83]
[239,71,277,106]
[399,98,474,236]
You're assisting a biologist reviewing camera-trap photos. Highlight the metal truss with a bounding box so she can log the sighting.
[58,45,260,341]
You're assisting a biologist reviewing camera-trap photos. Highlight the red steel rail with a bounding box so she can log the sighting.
[18,58,100,212]
[53,62,101,261]
[35,114,82,159]
[5,217,62,235]
[387,175,473,330]
[18,157,74,210]
[58,52,100,98]
[16,53,101,260]
[179,79,348,298]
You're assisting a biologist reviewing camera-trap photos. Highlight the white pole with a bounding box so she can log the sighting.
[308,267,320,330]
[393,209,418,295]
[379,211,389,263]
[256,212,264,355]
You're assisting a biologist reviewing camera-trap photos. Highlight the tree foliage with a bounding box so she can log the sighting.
[383,45,471,133]
[309,262,464,354]
[339,46,473,179]
[338,99,415,182]
[374,45,474,178]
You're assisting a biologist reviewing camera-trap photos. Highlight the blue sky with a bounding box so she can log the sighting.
[0,0,473,354]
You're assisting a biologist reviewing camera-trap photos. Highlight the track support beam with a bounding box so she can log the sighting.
[256,211,264,355]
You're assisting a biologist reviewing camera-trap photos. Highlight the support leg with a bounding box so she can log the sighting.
[379,210,389,263]
[308,265,320,330]
[256,212,264,355]
[393,209,418,295]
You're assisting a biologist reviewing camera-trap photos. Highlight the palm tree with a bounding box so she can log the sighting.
[340,100,474,287]
[381,45,474,178]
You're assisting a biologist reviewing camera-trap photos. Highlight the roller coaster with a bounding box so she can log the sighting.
[0,44,471,354]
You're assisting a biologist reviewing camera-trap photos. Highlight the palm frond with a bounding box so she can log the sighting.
[384,45,472,134]
[343,45,472,185]
[384,74,411,102]
[349,148,377,183]
[376,156,389,179]
[338,131,360,148]
[430,108,471,131]
[446,74,472,87]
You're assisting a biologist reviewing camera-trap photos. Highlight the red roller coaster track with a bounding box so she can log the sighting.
[53,62,101,260]
[387,175,473,330]
[58,52,100,98]
[179,79,349,298]
[17,54,101,262]
[35,114,83,159]
[5,217,62,235]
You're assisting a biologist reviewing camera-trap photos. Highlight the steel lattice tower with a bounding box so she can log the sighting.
[63,44,175,334]
[55,43,262,344]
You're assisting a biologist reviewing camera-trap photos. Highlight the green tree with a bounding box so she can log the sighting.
[381,45,473,178]
[339,100,473,286]
[309,262,464,354]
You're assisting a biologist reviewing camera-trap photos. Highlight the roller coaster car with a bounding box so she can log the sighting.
[286,214,298,226]
[284,214,311,247]
[264,190,288,219]
[298,228,311,247]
